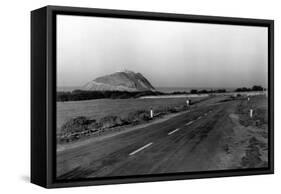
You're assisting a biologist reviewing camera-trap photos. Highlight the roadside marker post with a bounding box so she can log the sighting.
[186,99,190,109]
[150,107,154,119]
[250,109,253,118]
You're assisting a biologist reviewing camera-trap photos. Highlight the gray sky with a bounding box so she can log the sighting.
[57,15,268,88]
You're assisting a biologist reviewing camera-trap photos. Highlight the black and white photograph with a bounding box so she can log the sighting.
[56,14,269,180]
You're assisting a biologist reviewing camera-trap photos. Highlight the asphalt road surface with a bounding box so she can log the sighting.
[57,97,245,179]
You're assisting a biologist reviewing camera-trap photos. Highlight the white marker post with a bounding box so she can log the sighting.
[248,97,250,101]
[150,107,154,119]
[186,99,190,109]
[250,109,253,118]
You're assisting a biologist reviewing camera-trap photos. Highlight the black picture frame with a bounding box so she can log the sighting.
[31,5,274,188]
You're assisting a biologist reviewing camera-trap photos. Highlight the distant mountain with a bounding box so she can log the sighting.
[83,70,156,92]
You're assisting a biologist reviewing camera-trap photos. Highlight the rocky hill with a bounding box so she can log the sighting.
[83,70,155,92]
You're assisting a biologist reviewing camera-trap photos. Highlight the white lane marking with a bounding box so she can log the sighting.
[129,142,153,156]
[197,116,202,119]
[185,121,194,126]
[168,128,180,135]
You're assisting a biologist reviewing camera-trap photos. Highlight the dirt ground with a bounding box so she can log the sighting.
[216,95,268,169]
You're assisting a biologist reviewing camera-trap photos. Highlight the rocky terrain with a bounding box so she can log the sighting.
[83,70,156,92]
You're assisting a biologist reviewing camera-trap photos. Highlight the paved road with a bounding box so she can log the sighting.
[57,98,240,179]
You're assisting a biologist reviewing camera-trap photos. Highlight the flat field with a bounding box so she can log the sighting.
[57,96,207,132]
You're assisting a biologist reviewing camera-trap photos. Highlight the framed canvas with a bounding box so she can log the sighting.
[31,5,274,188]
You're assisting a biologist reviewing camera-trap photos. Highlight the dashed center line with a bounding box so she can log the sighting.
[168,128,180,135]
[129,142,153,156]
[185,121,194,126]
[128,110,215,156]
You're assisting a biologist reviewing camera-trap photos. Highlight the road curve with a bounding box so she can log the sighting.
[57,99,240,179]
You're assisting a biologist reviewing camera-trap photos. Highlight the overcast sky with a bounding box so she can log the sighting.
[57,15,268,89]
